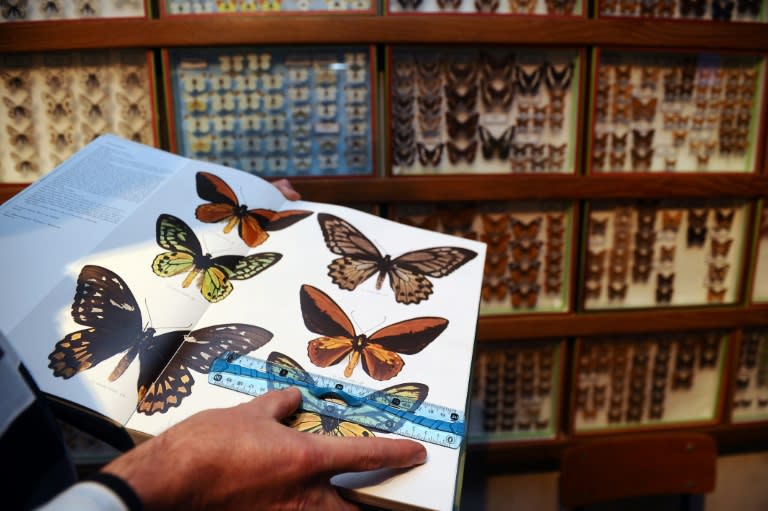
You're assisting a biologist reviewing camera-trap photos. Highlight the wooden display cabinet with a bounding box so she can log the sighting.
[1,7,768,469]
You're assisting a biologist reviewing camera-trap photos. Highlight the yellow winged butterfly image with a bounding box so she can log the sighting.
[152,214,282,303]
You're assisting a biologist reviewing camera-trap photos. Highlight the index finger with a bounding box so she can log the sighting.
[311,435,428,475]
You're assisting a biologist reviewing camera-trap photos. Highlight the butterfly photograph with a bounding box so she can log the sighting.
[48,265,273,414]
[300,284,449,381]
[266,351,429,437]
[317,212,478,304]
[153,213,282,303]
[195,171,312,248]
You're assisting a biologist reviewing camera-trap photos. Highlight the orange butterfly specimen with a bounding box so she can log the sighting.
[318,213,477,305]
[195,172,312,248]
[300,285,448,381]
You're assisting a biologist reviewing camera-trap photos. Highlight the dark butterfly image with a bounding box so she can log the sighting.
[508,260,541,284]
[446,111,479,140]
[610,152,626,169]
[592,150,606,170]
[266,351,428,438]
[510,239,543,262]
[482,279,507,301]
[707,286,727,303]
[631,97,657,123]
[634,229,656,247]
[593,133,609,152]
[710,238,733,258]
[607,282,628,301]
[48,265,272,414]
[737,0,759,16]
[416,142,444,167]
[437,203,477,234]
[481,81,514,111]
[474,0,500,12]
[317,213,477,304]
[515,65,543,96]
[714,209,735,231]
[484,253,508,276]
[659,245,676,263]
[546,214,564,238]
[631,148,654,170]
[392,94,414,118]
[195,172,312,248]
[393,127,415,149]
[418,112,442,136]
[446,140,478,165]
[397,214,440,232]
[445,83,478,112]
[481,53,514,82]
[712,0,735,20]
[417,93,441,116]
[511,216,542,240]
[396,0,423,8]
[300,284,448,380]
[445,60,477,84]
[478,126,514,161]
[416,58,441,81]
[153,214,282,303]
[661,211,683,232]
[545,62,573,92]
[393,144,416,166]
[708,263,730,284]
[482,213,509,235]
[509,281,540,308]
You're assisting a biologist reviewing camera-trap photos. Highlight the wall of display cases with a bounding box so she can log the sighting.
[1,3,768,468]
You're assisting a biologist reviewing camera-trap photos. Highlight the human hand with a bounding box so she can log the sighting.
[273,179,301,201]
[102,388,427,511]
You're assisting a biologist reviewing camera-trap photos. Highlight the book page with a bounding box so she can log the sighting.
[126,197,485,511]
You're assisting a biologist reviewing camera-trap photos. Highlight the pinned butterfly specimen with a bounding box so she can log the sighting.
[153,214,282,303]
[482,278,507,301]
[446,140,478,164]
[544,62,573,92]
[45,93,72,121]
[416,142,444,167]
[714,209,734,231]
[446,111,479,140]
[511,216,542,240]
[317,213,477,305]
[4,95,31,121]
[396,0,423,8]
[266,351,428,438]
[445,83,478,112]
[509,281,540,308]
[300,285,448,380]
[708,263,730,284]
[48,265,272,412]
[710,238,733,259]
[478,126,514,161]
[515,65,544,96]
[607,282,628,301]
[2,0,26,18]
[481,81,514,111]
[194,172,311,247]
[632,97,657,123]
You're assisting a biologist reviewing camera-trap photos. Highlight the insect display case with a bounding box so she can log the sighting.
[597,0,767,22]
[469,339,564,443]
[588,49,766,173]
[161,0,374,15]
[387,0,584,15]
[750,200,768,303]
[390,201,575,315]
[582,199,751,309]
[0,50,158,184]
[572,331,728,433]
[164,47,376,177]
[0,0,149,22]
[388,47,583,175]
[730,328,768,424]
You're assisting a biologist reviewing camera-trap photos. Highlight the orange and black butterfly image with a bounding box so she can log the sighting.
[49,265,272,415]
[195,172,312,248]
[300,284,448,381]
[631,96,657,123]
[317,213,477,305]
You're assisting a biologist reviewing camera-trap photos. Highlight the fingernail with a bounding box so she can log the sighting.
[412,446,427,465]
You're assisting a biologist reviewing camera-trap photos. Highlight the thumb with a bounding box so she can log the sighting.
[244,387,302,420]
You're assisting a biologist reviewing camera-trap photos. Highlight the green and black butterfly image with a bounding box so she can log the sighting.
[152,214,282,303]
[48,265,273,414]
[265,351,429,438]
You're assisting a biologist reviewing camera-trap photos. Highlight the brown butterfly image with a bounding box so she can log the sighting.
[478,126,515,160]
[317,213,477,305]
[631,96,657,123]
[446,111,479,140]
[195,172,312,248]
[545,62,573,92]
[416,142,444,167]
[482,278,507,301]
[300,284,448,381]
[445,83,478,112]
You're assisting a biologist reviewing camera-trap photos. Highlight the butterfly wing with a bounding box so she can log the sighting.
[318,213,383,291]
[240,209,312,247]
[300,284,356,368]
[201,252,282,302]
[49,265,143,378]
[153,214,201,278]
[134,330,188,410]
[388,247,478,304]
[137,324,273,415]
[361,318,449,380]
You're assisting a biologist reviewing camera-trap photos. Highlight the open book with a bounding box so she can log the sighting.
[0,135,485,511]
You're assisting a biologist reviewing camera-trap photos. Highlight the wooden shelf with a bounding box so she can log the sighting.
[1,17,768,52]
[5,174,767,205]
[466,421,768,473]
[476,307,768,341]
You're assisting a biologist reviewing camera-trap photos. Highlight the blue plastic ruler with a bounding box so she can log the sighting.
[208,352,465,449]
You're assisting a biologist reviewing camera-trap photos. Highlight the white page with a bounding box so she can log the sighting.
[126,200,485,511]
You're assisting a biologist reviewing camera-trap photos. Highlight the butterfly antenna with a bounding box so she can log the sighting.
[352,311,388,336]
[145,298,153,328]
